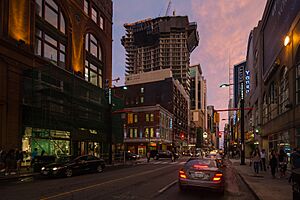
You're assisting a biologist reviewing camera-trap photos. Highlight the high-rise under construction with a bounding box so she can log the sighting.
[121,16,199,92]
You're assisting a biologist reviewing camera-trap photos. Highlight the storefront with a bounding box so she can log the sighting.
[22,127,71,157]
[268,131,291,156]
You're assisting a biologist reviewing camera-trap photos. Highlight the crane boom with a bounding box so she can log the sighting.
[165,0,171,16]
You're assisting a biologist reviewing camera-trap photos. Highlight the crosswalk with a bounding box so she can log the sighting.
[138,160,186,165]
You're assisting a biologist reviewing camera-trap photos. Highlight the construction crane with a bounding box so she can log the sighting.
[165,0,172,16]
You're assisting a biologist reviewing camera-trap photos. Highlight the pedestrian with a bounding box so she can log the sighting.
[16,149,24,175]
[252,148,261,176]
[5,149,15,176]
[147,151,150,163]
[31,148,38,167]
[0,149,6,173]
[269,149,278,178]
[260,149,267,171]
[278,148,288,178]
[249,149,254,167]
[41,149,45,157]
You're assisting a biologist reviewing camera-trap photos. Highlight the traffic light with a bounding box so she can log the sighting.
[218,132,222,138]
[180,133,184,140]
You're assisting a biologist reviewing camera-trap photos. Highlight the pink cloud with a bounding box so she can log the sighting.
[190,0,267,129]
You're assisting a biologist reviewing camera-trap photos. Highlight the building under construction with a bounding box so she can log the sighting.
[121,16,199,93]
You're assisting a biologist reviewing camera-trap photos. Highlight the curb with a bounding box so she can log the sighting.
[0,173,40,182]
[237,172,261,200]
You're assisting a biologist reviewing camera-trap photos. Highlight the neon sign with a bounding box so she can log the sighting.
[245,70,250,94]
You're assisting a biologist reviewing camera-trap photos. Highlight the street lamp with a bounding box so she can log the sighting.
[220,83,245,165]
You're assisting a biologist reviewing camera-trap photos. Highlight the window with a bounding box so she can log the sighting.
[129,129,133,138]
[35,0,66,68]
[279,67,289,113]
[297,64,300,104]
[91,7,98,23]
[128,113,133,124]
[140,96,144,103]
[134,114,138,123]
[145,114,149,122]
[144,128,149,138]
[100,16,104,30]
[150,114,154,122]
[134,128,138,138]
[85,33,103,87]
[84,0,89,15]
[150,128,154,138]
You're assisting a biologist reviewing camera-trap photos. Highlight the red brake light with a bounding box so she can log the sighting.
[193,165,208,169]
[179,170,187,179]
[215,173,223,177]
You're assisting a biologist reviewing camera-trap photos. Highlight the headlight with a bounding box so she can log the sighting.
[41,167,45,171]
[53,167,61,171]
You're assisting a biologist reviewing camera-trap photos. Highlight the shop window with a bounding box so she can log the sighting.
[35,0,67,68]
[296,64,300,104]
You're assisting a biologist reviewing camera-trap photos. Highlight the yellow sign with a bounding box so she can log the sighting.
[214,112,220,123]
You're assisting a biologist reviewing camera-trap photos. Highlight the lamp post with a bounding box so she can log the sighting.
[220,82,245,165]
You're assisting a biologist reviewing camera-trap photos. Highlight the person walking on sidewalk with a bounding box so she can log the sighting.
[16,149,24,175]
[278,148,288,178]
[252,148,261,176]
[260,149,267,171]
[269,149,278,178]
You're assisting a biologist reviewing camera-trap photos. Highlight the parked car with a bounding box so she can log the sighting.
[178,158,225,194]
[40,155,105,177]
[32,155,56,172]
[292,168,300,200]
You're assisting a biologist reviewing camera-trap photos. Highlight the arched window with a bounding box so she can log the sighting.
[85,33,103,88]
[35,0,67,68]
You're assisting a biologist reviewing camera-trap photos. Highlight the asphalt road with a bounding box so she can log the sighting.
[0,158,257,200]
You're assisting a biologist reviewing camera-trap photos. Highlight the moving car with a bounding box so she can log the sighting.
[153,150,179,160]
[178,158,225,193]
[114,152,140,160]
[40,155,105,177]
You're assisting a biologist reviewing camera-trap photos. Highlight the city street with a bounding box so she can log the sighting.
[0,158,256,200]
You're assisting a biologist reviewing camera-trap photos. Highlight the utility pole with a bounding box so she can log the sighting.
[105,79,112,165]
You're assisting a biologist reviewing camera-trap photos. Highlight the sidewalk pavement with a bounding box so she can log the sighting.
[229,158,292,200]
[0,159,143,182]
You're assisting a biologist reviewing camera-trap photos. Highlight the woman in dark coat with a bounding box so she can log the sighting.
[269,149,278,178]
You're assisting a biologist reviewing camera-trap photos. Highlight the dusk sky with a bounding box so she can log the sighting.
[112,0,267,129]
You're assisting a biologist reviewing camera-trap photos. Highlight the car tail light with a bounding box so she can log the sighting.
[213,173,223,181]
[193,165,208,169]
[179,170,187,179]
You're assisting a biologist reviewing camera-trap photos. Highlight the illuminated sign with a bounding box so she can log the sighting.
[245,70,250,94]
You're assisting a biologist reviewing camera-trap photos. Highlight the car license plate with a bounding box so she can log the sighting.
[42,171,48,175]
[194,172,209,179]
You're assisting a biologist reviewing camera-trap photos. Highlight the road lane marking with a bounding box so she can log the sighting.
[157,180,178,194]
[40,165,174,200]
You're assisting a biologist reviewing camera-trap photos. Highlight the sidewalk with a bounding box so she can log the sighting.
[229,158,292,200]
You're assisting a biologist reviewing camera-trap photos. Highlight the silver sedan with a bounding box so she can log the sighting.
[178,158,225,194]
